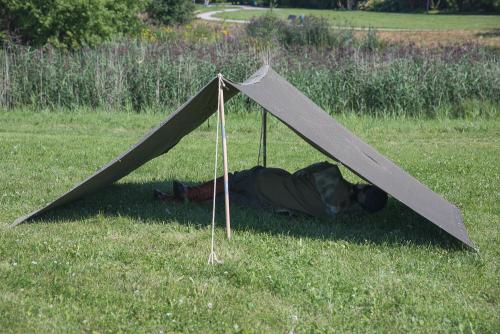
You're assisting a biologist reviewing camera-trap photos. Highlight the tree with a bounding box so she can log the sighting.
[147,0,195,25]
[0,0,144,48]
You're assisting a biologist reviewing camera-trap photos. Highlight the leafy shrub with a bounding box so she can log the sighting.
[281,16,334,47]
[247,14,356,48]
[359,0,414,12]
[0,0,144,49]
[246,13,285,42]
[147,0,195,26]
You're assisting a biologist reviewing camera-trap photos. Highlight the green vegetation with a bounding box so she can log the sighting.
[0,0,196,49]
[0,0,144,49]
[0,109,498,332]
[246,14,348,48]
[1,40,498,117]
[245,14,386,50]
[1,0,498,50]
[148,0,195,25]
[217,9,500,30]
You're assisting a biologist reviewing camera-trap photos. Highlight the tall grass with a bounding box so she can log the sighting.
[0,38,498,117]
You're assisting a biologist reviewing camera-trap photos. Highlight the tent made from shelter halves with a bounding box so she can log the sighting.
[12,66,474,249]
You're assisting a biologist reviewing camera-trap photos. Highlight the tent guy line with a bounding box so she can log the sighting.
[207,74,226,265]
[11,66,475,250]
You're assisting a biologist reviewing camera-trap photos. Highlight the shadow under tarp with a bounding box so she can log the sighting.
[12,66,475,249]
[32,181,462,249]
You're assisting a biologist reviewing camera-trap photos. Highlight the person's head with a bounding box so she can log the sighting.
[354,185,388,213]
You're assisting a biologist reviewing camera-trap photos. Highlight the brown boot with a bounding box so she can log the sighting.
[173,177,225,202]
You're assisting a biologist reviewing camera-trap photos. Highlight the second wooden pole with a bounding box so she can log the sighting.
[218,74,231,240]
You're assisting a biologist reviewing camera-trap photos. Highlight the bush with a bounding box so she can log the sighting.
[281,16,334,47]
[147,0,195,26]
[247,14,355,48]
[360,0,415,12]
[0,0,144,49]
[246,14,285,42]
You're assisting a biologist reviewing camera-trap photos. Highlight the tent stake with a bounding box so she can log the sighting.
[262,109,267,167]
[218,74,231,240]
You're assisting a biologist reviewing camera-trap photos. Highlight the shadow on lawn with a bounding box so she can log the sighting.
[32,180,462,249]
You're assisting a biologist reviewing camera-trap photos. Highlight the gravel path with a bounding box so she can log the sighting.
[195,6,263,24]
[195,6,421,31]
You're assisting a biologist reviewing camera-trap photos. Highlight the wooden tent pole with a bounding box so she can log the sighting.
[262,109,267,167]
[218,74,231,240]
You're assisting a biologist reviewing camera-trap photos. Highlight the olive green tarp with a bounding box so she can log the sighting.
[12,66,474,249]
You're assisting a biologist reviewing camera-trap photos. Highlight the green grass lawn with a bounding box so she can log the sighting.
[215,8,500,30]
[0,108,498,332]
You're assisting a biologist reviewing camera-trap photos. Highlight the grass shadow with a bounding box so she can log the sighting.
[31,180,463,250]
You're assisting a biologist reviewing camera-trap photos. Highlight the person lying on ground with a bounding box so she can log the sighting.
[153,161,388,218]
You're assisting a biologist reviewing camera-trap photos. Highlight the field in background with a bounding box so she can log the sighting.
[195,3,233,14]
[0,109,498,332]
[376,29,500,48]
[203,5,500,46]
[215,7,500,30]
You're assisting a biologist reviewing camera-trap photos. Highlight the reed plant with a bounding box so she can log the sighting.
[0,36,498,117]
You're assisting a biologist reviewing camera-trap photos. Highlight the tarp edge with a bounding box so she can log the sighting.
[12,75,222,227]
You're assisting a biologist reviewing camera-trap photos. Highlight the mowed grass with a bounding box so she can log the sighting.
[0,107,498,332]
[195,4,233,13]
[216,8,500,30]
